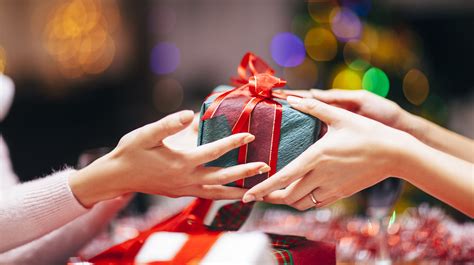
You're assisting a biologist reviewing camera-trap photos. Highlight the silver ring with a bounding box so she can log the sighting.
[309,190,322,205]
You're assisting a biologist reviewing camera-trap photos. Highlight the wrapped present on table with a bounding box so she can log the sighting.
[198,52,321,188]
[134,231,275,264]
[87,199,335,265]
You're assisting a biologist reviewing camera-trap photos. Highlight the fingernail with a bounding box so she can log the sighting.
[287,96,302,106]
[258,165,271,175]
[243,134,255,144]
[242,194,255,203]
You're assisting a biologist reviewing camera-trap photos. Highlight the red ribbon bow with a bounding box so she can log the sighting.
[202,52,288,186]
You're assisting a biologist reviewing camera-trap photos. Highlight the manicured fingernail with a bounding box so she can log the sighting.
[243,134,255,144]
[287,96,302,106]
[242,194,255,203]
[258,165,271,175]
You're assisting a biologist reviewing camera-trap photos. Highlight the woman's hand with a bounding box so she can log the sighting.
[291,89,412,132]
[242,97,414,210]
[70,110,270,207]
[295,89,474,163]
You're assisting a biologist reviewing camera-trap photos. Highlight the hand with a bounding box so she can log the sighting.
[70,110,270,207]
[290,89,412,133]
[242,97,413,210]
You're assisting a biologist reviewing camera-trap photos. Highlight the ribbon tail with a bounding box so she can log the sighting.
[268,102,282,177]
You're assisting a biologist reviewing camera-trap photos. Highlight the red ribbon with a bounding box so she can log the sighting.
[202,52,288,186]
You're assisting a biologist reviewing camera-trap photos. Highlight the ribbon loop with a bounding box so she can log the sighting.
[248,73,287,99]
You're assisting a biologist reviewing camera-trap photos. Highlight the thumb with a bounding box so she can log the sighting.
[140,110,194,148]
[287,96,342,125]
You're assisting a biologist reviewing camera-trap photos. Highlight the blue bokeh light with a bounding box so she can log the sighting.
[270,32,306,67]
[150,42,180,75]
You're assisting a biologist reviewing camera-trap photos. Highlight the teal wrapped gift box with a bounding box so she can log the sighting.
[198,85,321,188]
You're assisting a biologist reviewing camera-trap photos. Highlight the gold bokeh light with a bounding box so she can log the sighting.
[403,69,430,105]
[43,0,120,78]
[0,46,6,74]
[305,27,338,62]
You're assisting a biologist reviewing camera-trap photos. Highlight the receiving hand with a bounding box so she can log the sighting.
[242,97,412,210]
[291,89,410,133]
[71,110,270,207]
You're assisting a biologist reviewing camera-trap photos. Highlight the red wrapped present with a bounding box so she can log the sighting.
[87,199,335,265]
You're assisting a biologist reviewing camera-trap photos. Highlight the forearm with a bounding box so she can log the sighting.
[401,112,474,162]
[397,136,474,217]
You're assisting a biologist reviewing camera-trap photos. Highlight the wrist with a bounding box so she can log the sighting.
[68,153,124,208]
[381,129,420,179]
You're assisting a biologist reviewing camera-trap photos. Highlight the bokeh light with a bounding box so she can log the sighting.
[43,0,120,78]
[150,42,181,75]
[362,67,390,97]
[0,46,6,74]
[341,0,372,17]
[153,78,184,113]
[330,7,362,42]
[403,69,430,105]
[343,40,371,71]
[270,32,306,67]
[283,58,318,89]
[307,0,339,24]
[332,68,362,90]
[304,28,337,62]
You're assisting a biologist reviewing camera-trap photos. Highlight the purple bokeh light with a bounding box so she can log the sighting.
[330,8,362,42]
[270,32,306,67]
[150,42,180,75]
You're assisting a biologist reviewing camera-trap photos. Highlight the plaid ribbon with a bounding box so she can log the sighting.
[208,201,255,231]
[269,234,307,248]
[272,249,294,265]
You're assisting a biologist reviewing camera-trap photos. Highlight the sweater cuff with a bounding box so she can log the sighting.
[14,169,89,232]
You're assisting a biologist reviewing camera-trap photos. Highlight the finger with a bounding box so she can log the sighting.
[190,133,255,164]
[140,110,195,148]
[243,148,316,203]
[291,194,337,211]
[191,185,248,200]
[286,96,343,125]
[284,90,313,98]
[196,162,270,185]
[310,89,362,104]
[262,171,322,205]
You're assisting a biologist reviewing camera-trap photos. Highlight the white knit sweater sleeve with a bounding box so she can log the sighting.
[0,168,89,252]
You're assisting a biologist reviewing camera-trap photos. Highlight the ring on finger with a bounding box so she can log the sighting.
[309,189,322,205]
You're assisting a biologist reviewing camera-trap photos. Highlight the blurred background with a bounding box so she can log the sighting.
[0,0,473,222]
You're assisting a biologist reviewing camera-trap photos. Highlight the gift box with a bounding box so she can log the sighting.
[198,52,321,188]
[87,199,336,265]
[134,231,275,264]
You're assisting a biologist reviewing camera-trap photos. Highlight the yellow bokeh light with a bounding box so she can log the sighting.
[403,69,429,105]
[43,0,120,78]
[284,58,318,89]
[343,40,371,71]
[332,68,362,90]
[305,27,338,61]
[0,46,6,74]
[307,0,339,24]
